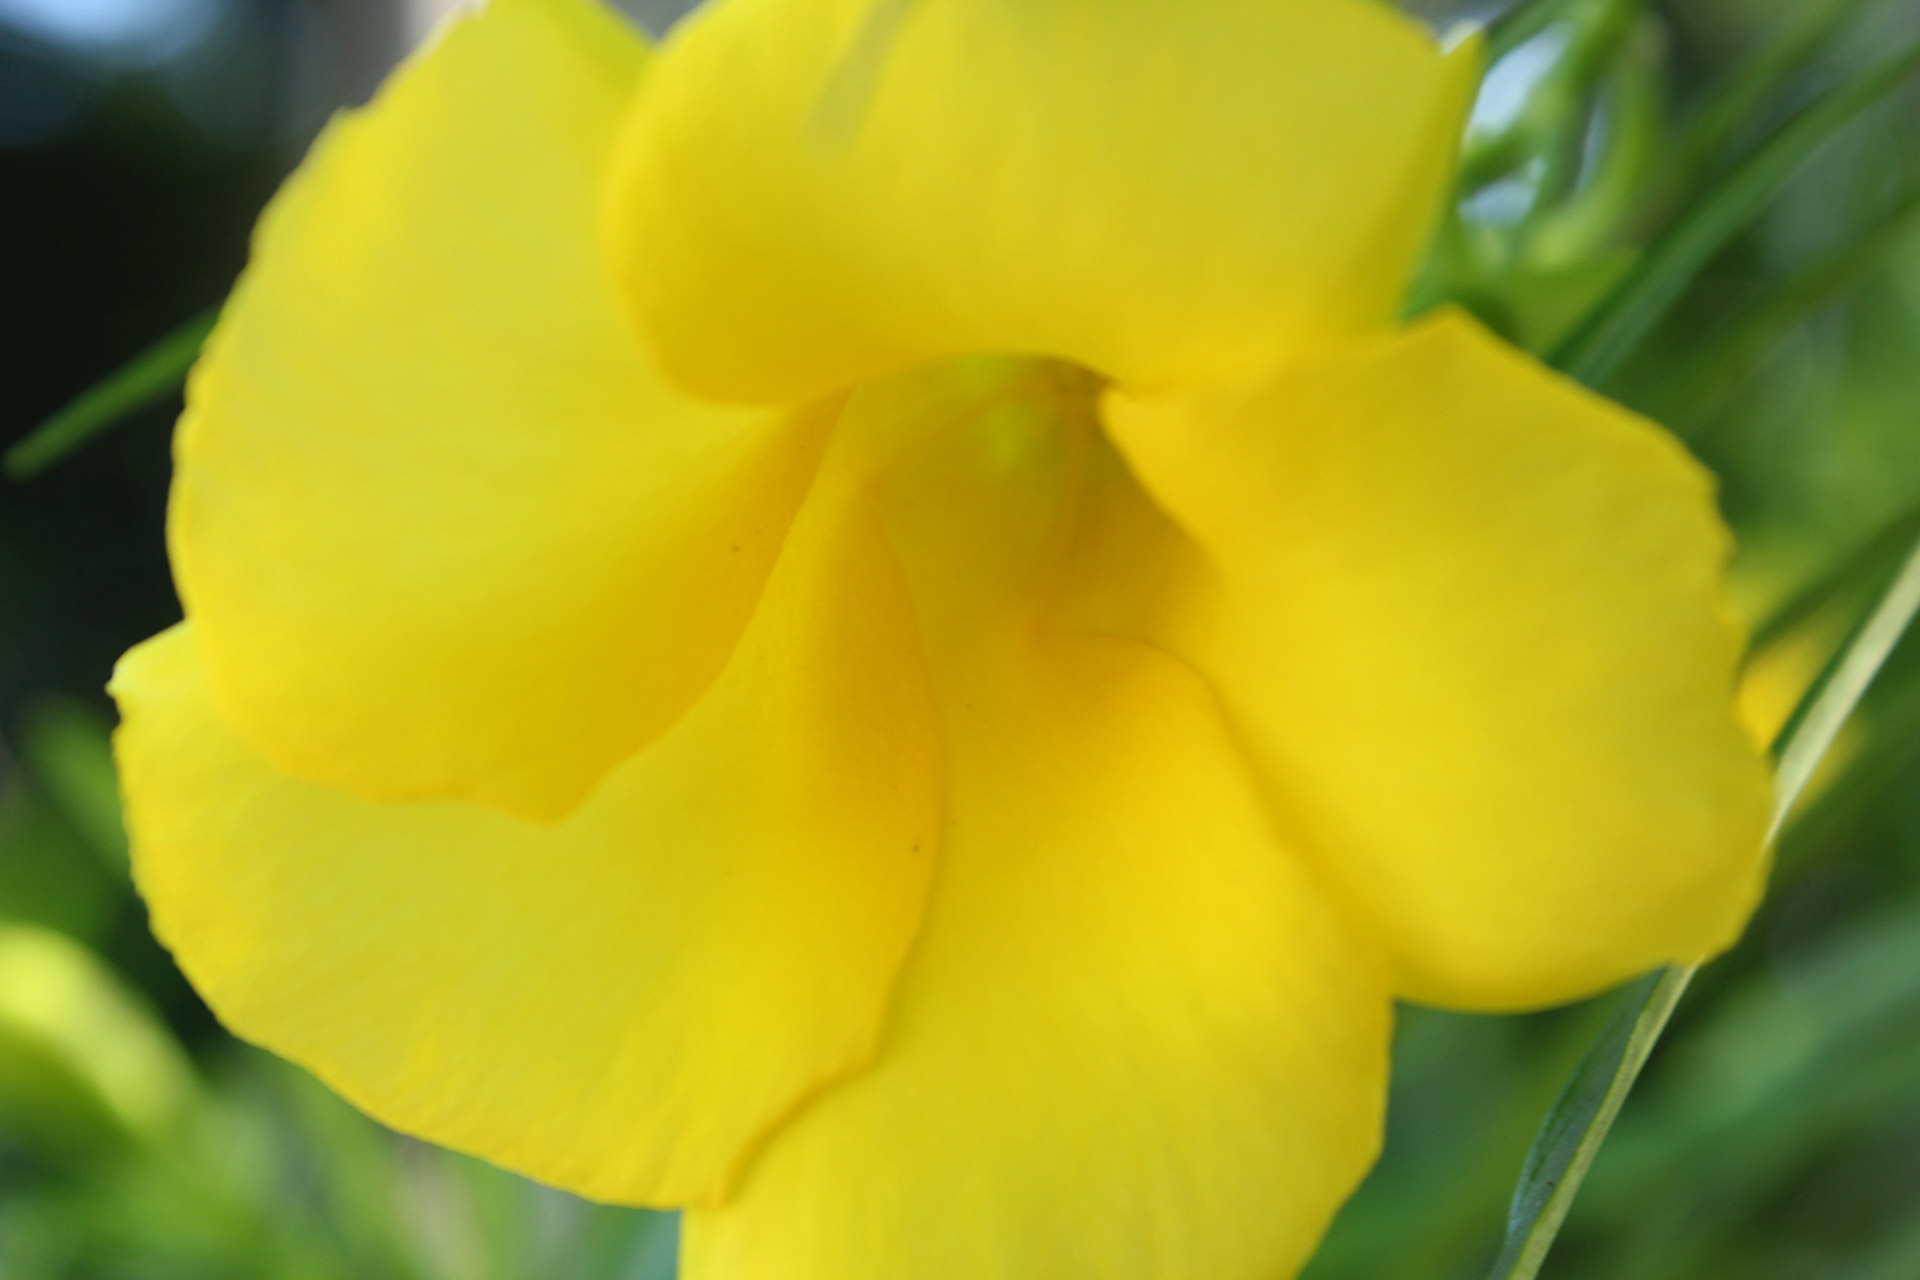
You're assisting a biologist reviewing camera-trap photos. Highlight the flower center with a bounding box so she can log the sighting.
[841,355,1104,629]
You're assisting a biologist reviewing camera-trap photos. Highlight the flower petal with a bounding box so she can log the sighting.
[1104,311,1773,1011]
[682,633,1389,1280]
[608,0,1479,402]
[172,0,826,821]
[112,441,941,1205]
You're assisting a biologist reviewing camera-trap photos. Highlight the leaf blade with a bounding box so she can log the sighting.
[5,308,216,480]
[1549,39,1920,388]
[1488,965,1695,1280]
[1484,530,1920,1280]
[1767,535,1920,844]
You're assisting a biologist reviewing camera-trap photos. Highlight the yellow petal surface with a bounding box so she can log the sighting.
[684,636,1389,1280]
[1106,311,1772,1011]
[112,431,942,1204]
[681,362,1388,1280]
[172,0,827,821]
[609,0,1479,403]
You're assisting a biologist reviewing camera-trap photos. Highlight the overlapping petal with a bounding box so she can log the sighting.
[608,0,1480,403]
[171,0,826,821]
[114,2,1779,1274]
[112,426,943,1205]
[682,634,1388,1280]
[670,369,1386,1280]
[1105,311,1772,1011]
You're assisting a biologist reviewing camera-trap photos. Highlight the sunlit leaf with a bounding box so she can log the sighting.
[0,925,195,1154]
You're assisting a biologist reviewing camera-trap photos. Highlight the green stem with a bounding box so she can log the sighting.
[5,307,217,480]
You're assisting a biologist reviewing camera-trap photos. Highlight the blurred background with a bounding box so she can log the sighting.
[3,0,1920,1276]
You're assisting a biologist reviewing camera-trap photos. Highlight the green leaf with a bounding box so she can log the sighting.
[1746,490,1920,657]
[1766,534,1920,845]
[0,925,197,1155]
[1853,1217,1920,1280]
[1483,965,1695,1280]
[1671,0,1873,185]
[1660,187,1920,436]
[4,307,216,480]
[19,700,130,880]
[1483,0,1578,64]
[1549,39,1920,388]
[1483,530,1920,1280]
[567,1207,675,1280]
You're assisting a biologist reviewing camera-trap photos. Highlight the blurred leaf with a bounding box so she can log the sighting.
[0,1196,86,1280]
[268,1063,429,1280]
[1672,0,1875,183]
[1551,39,1920,387]
[455,1153,539,1280]
[1664,188,1920,434]
[1853,1217,1920,1280]
[1752,526,1920,681]
[1484,527,1920,1280]
[1770,534,1920,844]
[0,1019,140,1163]
[0,779,123,947]
[0,925,195,1156]
[20,700,130,879]
[1521,42,1664,270]
[4,308,215,481]
[1304,1003,1614,1280]
[1599,896,1920,1185]
[1420,3,1674,355]
[621,1214,680,1280]
[1485,0,1581,64]
[1458,0,1640,197]
[571,1210,678,1280]
[1565,886,1920,1278]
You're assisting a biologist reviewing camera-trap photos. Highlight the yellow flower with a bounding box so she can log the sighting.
[109,0,1772,1276]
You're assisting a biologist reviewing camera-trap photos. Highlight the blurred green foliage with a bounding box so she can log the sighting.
[4,0,1920,1277]
[1312,0,1920,1276]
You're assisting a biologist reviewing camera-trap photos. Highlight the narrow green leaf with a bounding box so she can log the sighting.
[1672,0,1873,183]
[1484,965,1696,1280]
[1748,490,1920,664]
[1549,39,1920,388]
[4,308,216,480]
[1766,535,1920,844]
[1663,187,1920,435]
[1484,529,1920,1280]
